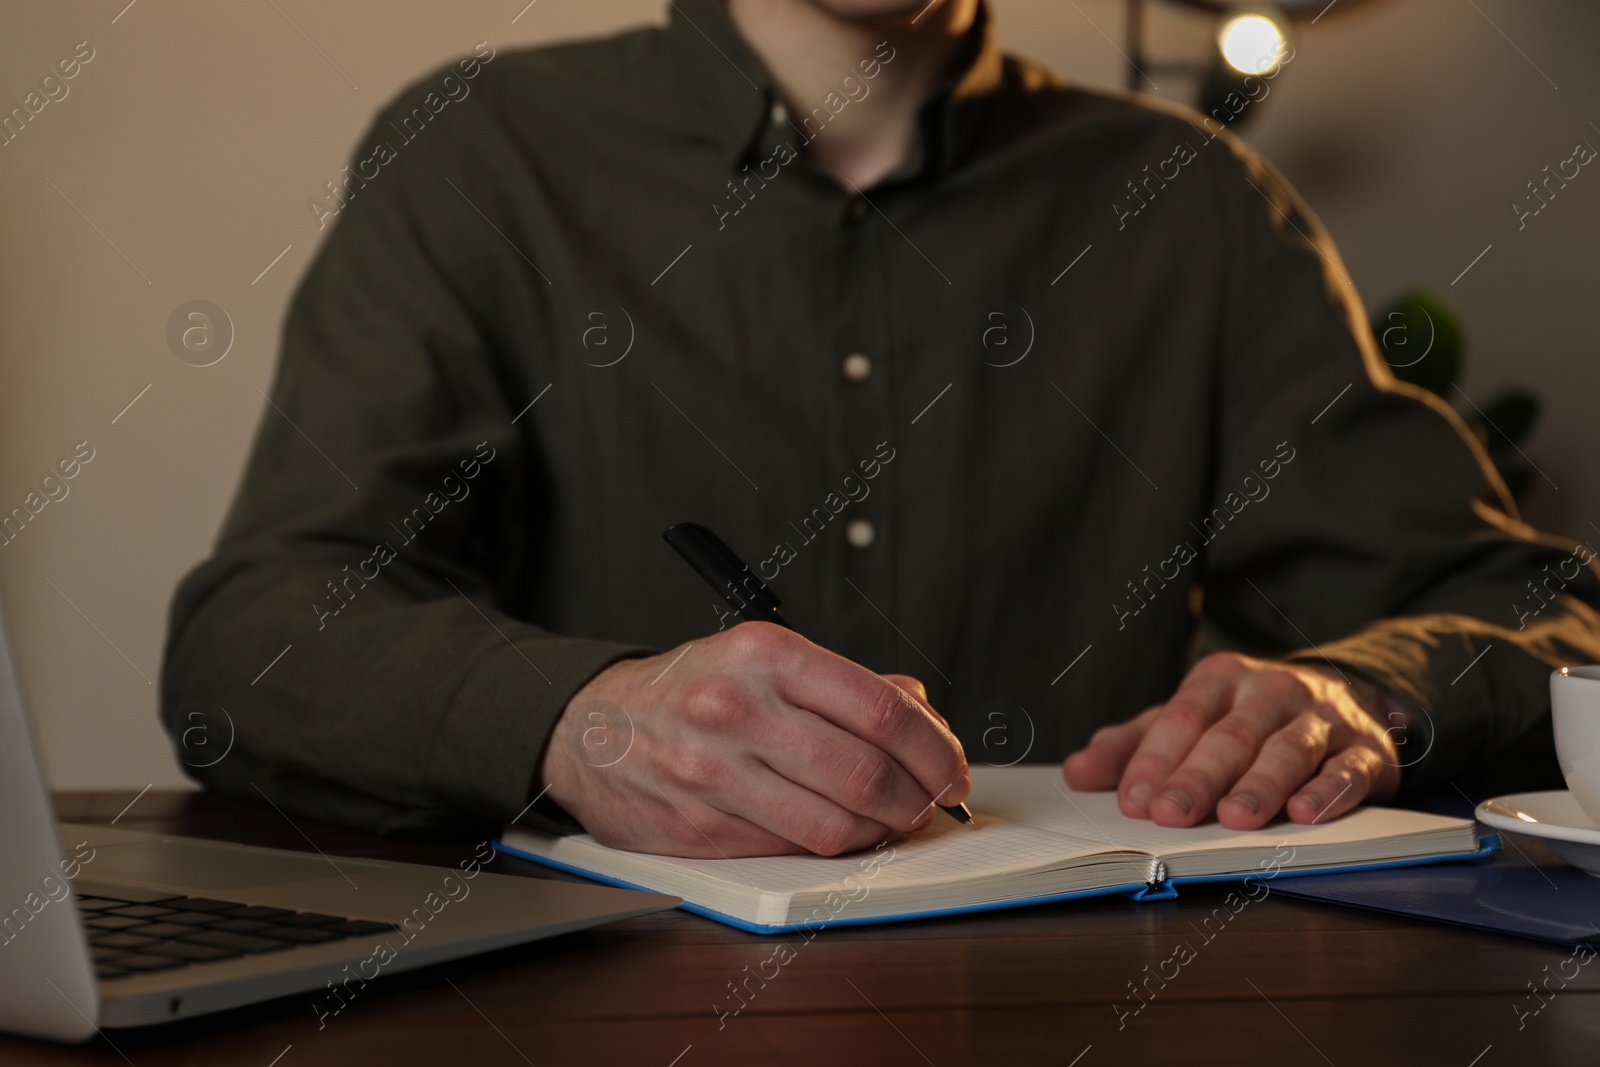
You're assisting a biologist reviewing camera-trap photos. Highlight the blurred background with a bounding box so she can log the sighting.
[1,0,1595,791]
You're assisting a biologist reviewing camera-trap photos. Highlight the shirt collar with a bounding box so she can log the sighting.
[927,2,1005,170]
[661,0,1007,180]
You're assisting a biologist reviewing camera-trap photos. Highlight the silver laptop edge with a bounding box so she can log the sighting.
[0,589,678,1042]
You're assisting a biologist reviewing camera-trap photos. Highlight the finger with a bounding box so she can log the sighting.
[755,630,968,807]
[758,701,941,833]
[1117,672,1235,817]
[1149,690,1294,827]
[1062,708,1157,790]
[695,758,898,857]
[882,674,948,728]
[1214,714,1332,830]
[1285,746,1384,825]
[882,674,927,702]
[633,785,807,858]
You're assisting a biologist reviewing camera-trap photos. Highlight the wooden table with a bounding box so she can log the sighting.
[3,790,1593,1066]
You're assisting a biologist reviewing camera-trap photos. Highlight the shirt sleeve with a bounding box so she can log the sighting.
[1194,121,1600,799]
[160,76,653,836]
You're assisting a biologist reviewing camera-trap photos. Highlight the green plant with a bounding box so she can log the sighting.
[1371,288,1542,503]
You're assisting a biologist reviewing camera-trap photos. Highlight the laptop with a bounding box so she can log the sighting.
[0,596,679,1042]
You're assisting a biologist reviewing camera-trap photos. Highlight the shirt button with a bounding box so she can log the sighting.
[842,352,872,382]
[846,518,876,549]
[771,101,788,127]
[848,198,868,222]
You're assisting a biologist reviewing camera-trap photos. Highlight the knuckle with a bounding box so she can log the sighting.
[803,814,858,857]
[721,620,789,660]
[842,750,895,811]
[1317,772,1361,804]
[679,676,746,727]
[1257,728,1319,771]
[1233,768,1287,801]
[1312,761,1368,802]
[1357,735,1395,770]
[865,684,913,739]
[1248,746,1308,791]
[1159,698,1210,734]
[1294,725,1334,765]
[1344,750,1381,787]
[1287,711,1331,743]
[1259,742,1315,782]
[1209,716,1261,753]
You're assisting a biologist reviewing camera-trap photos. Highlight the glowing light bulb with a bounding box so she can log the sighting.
[1218,12,1288,76]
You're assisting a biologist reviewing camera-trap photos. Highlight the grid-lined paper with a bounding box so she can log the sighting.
[503,765,1475,922]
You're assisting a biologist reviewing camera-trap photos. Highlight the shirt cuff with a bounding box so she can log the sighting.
[1283,628,1491,796]
[425,633,656,832]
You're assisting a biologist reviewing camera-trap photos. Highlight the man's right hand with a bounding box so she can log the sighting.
[537,622,969,858]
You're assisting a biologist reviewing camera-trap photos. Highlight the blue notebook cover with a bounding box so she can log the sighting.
[493,837,1498,935]
[1272,835,1600,946]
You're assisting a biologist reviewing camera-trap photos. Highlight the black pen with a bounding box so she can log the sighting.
[662,521,974,827]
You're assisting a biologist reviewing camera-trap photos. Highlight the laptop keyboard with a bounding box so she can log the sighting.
[74,883,396,981]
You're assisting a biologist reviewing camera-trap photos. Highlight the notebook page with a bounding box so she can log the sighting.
[969,766,1473,863]
[505,766,1477,925]
[533,802,1143,901]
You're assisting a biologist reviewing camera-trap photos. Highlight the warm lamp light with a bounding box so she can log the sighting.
[1123,0,1385,126]
[1217,11,1290,75]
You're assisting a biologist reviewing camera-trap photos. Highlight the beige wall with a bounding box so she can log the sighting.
[1,0,1595,791]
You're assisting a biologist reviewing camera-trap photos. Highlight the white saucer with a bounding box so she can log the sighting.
[1475,790,1600,877]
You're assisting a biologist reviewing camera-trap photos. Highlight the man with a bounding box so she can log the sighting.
[162,0,1600,857]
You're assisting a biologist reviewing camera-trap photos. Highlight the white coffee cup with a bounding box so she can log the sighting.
[1551,666,1600,823]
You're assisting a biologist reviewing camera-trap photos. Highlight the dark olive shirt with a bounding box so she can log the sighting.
[162,0,1600,836]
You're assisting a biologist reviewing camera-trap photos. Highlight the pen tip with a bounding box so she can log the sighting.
[941,802,974,825]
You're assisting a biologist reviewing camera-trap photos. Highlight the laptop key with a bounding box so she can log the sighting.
[325,920,398,937]
[272,912,344,928]
[258,926,342,944]
[142,941,242,962]
[161,911,225,927]
[130,922,193,938]
[116,954,188,973]
[74,897,124,912]
[222,906,294,921]
[90,932,158,949]
[95,964,129,979]
[91,946,133,963]
[182,930,295,954]
[86,915,150,931]
[106,904,176,919]
[73,882,182,905]
[163,897,244,913]
[212,919,276,934]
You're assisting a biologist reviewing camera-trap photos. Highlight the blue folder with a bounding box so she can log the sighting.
[493,836,1499,935]
[1273,833,1600,947]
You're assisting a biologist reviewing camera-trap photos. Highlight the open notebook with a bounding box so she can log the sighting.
[496,766,1491,933]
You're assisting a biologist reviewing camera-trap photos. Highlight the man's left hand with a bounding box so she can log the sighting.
[1062,652,1405,830]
